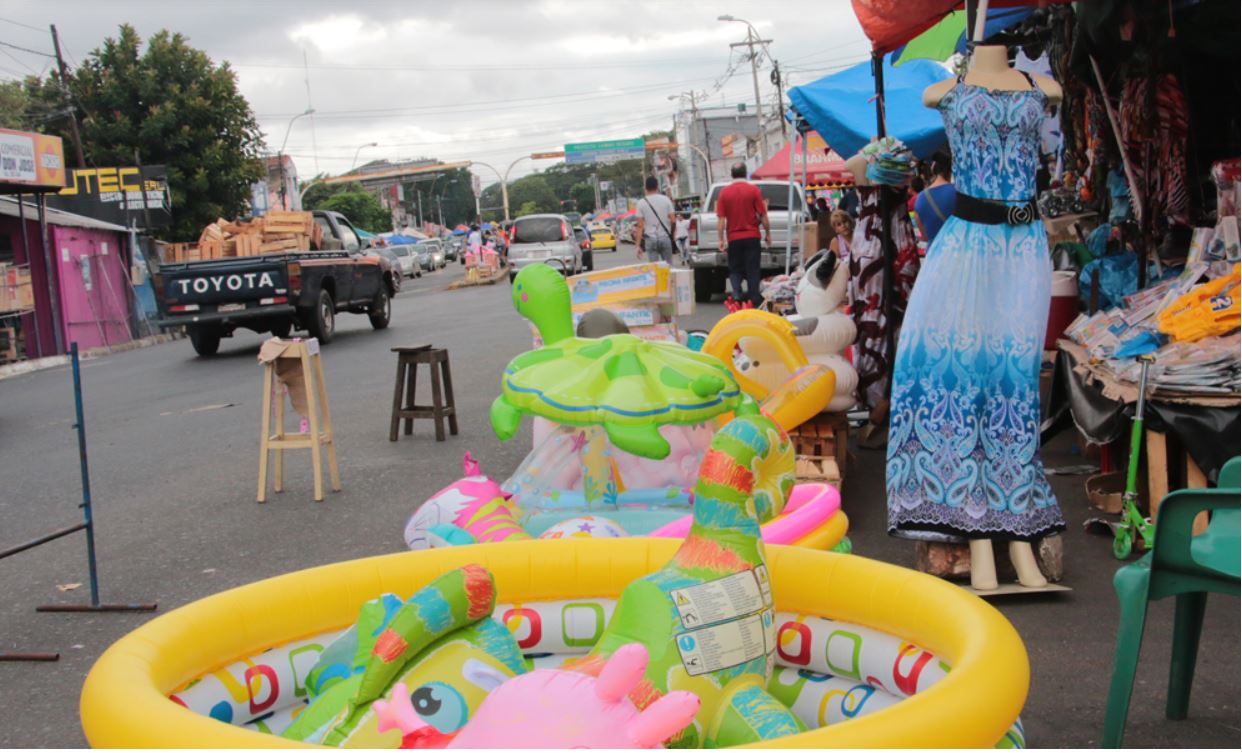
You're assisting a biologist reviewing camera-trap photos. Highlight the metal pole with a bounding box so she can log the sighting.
[746,28,768,162]
[784,127,798,274]
[67,343,102,607]
[873,52,896,400]
[37,194,65,354]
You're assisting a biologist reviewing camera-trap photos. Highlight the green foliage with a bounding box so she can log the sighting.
[35,25,265,241]
[316,191,393,233]
[569,182,596,214]
[516,200,540,217]
[0,81,29,130]
[507,175,558,215]
[404,167,476,227]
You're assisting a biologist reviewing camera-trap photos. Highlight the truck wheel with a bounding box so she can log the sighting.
[694,269,718,303]
[188,325,221,357]
[368,286,391,330]
[305,289,336,344]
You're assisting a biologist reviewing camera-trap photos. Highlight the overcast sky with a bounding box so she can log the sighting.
[0,0,872,186]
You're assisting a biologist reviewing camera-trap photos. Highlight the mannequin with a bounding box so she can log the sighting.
[884,43,1065,591]
[923,45,1062,108]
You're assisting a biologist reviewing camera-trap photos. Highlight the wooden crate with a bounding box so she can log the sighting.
[0,326,16,364]
[787,411,849,488]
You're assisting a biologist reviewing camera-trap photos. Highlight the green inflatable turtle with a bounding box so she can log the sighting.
[491,264,747,460]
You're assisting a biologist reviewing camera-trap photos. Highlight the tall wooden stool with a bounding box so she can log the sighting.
[390,345,458,442]
[257,338,341,503]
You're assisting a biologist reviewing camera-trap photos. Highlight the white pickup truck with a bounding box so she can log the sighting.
[685,179,811,302]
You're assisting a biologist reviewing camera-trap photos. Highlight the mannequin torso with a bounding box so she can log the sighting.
[923,45,1062,108]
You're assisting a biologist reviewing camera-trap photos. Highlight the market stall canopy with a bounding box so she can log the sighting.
[384,233,422,245]
[850,0,1073,54]
[890,7,1032,65]
[787,58,953,161]
[752,132,852,188]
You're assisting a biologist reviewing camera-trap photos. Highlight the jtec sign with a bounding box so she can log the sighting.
[48,165,172,228]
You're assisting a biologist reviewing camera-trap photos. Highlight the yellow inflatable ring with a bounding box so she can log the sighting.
[80,539,1027,748]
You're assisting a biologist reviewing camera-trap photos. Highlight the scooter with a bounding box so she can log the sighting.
[1113,355,1157,559]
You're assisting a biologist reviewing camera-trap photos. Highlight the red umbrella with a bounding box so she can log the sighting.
[617,209,638,219]
[751,132,853,187]
[850,0,1073,53]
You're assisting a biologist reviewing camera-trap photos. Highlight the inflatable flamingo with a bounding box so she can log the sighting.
[403,453,531,549]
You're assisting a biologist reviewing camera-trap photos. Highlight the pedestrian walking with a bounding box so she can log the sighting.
[675,212,690,256]
[634,177,677,264]
[716,162,771,308]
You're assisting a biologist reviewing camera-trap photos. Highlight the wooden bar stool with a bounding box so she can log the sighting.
[390,345,459,442]
[257,338,341,503]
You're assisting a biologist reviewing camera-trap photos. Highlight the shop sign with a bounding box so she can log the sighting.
[0,129,66,189]
[48,165,172,228]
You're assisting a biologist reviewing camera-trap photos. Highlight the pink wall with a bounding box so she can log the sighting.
[51,225,132,351]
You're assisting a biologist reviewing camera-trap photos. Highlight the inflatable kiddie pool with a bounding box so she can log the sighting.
[81,540,1028,748]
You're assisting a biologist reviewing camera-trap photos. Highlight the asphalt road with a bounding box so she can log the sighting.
[0,244,1237,747]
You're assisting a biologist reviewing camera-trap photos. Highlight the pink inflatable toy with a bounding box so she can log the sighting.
[375,644,700,749]
[403,453,531,549]
[645,482,841,545]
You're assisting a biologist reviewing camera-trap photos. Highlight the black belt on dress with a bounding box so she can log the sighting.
[953,193,1040,225]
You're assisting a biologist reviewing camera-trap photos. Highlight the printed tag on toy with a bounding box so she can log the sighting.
[669,569,769,630]
[674,610,774,676]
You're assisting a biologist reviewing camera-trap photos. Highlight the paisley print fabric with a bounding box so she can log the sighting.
[887,79,1065,542]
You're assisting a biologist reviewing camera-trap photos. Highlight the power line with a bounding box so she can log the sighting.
[0,16,45,33]
[0,38,53,57]
[0,46,37,75]
[234,57,728,73]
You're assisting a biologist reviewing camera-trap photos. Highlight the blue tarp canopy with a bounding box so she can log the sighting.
[787,58,953,161]
[451,228,468,235]
[384,233,421,245]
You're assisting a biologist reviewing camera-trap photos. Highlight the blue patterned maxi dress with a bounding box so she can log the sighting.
[886,78,1065,542]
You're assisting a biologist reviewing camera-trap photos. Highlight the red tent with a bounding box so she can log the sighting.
[751,131,852,188]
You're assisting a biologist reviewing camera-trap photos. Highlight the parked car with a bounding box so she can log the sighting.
[417,239,447,269]
[442,236,460,262]
[589,225,617,252]
[573,225,594,272]
[156,210,396,356]
[384,244,421,278]
[507,213,582,283]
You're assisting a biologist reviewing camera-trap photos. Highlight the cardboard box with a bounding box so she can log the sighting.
[568,263,671,308]
[628,322,682,343]
[570,303,664,331]
[669,268,695,316]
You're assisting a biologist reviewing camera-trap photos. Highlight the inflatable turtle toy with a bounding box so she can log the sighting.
[491,264,749,460]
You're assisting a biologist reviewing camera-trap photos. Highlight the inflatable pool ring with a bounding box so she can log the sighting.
[372,643,701,748]
[81,539,1031,748]
[757,364,837,434]
[404,453,532,549]
[647,482,844,549]
[491,264,748,460]
[564,409,801,747]
[281,565,529,747]
[538,514,628,540]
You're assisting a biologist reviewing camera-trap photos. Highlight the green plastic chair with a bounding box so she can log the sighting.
[1101,457,1240,748]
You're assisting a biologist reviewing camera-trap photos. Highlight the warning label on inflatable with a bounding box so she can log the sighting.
[674,610,773,676]
[670,569,768,629]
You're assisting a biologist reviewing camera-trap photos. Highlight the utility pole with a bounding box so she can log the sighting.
[730,28,772,163]
[50,24,86,169]
[771,61,787,139]
[592,172,601,213]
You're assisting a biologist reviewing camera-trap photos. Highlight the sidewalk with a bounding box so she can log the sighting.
[0,331,182,381]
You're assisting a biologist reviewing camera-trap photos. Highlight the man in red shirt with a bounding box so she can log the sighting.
[716,162,771,307]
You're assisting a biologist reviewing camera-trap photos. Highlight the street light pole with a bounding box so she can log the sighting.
[719,15,770,163]
[277,107,315,210]
[351,141,378,171]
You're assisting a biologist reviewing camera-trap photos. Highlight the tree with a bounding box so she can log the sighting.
[0,81,29,130]
[35,25,265,241]
[316,190,393,234]
[507,175,557,215]
[569,182,596,214]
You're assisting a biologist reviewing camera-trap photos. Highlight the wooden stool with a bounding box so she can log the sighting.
[257,338,341,503]
[390,345,458,442]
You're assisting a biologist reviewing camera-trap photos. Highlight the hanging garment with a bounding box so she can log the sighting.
[847,186,920,411]
[1119,74,1191,228]
[887,75,1066,543]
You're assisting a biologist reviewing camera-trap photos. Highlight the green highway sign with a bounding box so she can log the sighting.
[564,138,645,165]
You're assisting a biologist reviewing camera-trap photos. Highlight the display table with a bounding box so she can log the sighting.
[1055,339,1240,518]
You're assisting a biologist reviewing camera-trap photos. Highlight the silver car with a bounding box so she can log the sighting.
[507,214,582,283]
[416,239,446,270]
[386,244,421,278]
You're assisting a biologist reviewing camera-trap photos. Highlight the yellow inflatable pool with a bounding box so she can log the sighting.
[80,539,1028,748]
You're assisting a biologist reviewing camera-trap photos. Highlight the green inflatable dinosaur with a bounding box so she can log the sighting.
[567,409,806,747]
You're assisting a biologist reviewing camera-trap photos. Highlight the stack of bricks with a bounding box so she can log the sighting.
[161,211,321,263]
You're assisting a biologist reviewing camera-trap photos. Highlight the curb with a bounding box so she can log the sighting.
[0,331,184,381]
